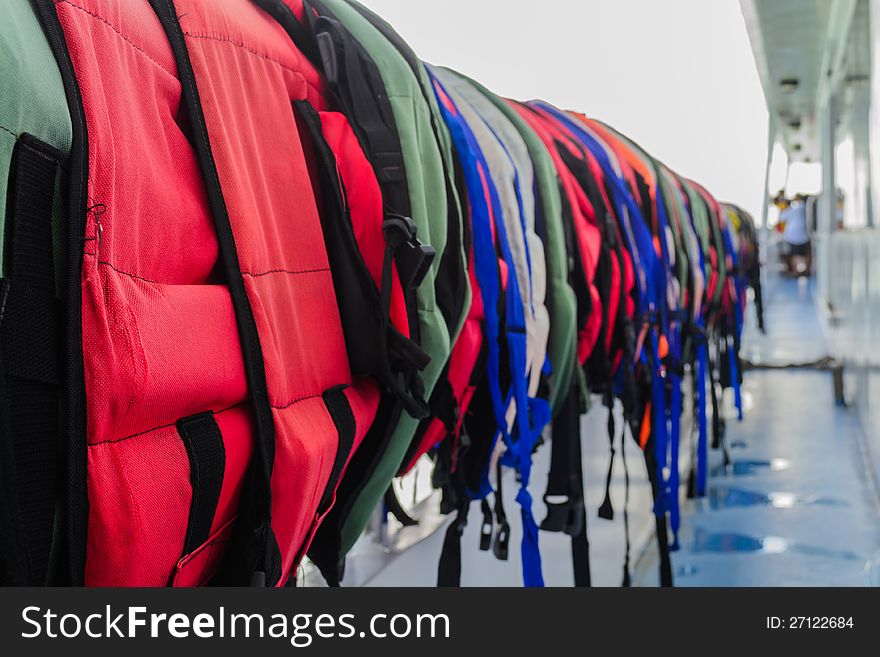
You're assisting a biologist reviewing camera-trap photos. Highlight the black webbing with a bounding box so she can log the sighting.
[437,500,468,587]
[0,135,64,586]
[598,394,616,520]
[176,413,226,555]
[479,498,493,551]
[708,340,730,465]
[250,0,323,68]
[621,421,632,587]
[642,432,673,587]
[383,486,418,527]
[492,460,509,560]
[569,429,591,587]
[541,384,590,586]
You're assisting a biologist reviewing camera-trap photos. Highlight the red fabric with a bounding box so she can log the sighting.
[58,0,379,586]
[534,110,625,356]
[511,102,602,365]
[174,0,380,585]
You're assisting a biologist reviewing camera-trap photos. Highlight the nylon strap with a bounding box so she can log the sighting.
[176,413,225,554]
[0,135,64,585]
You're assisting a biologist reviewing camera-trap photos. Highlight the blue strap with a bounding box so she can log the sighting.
[721,226,744,420]
[431,72,548,585]
[429,70,507,438]
[648,332,669,517]
[695,323,709,497]
[653,186,683,542]
[667,327,682,550]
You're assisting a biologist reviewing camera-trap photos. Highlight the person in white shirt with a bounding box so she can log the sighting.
[779,196,811,276]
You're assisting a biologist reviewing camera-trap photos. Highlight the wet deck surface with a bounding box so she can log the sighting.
[636,276,880,586]
[356,276,880,587]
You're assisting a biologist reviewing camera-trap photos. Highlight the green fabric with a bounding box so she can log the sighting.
[457,73,578,415]
[658,169,690,308]
[682,179,726,307]
[0,0,72,274]
[681,179,712,284]
[346,1,470,346]
[322,0,468,555]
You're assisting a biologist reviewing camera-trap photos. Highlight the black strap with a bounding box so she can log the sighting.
[598,394,616,520]
[383,486,418,527]
[148,0,280,586]
[621,421,633,586]
[29,0,91,587]
[708,340,730,465]
[345,9,469,337]
[687,366,698,499]
[292,99,430,418]
[321,386,356,514]
[250,0,323,68]
[176,413,225,555]
[642,428,673,587]
[0,135,64,586]
[302,1,436,295]
[541,384,590,586]
[437,501,468,587]
[492,461,509,561]
[479,498,493,551]
[569,431,591,588]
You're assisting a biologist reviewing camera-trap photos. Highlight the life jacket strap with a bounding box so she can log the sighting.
[479,498,493,552]
[0,134,64,586]
[492,461,510,561]
[383,486,418,528]
[437,500,469,587]
[540,384,590,586]
[598,393,616,521]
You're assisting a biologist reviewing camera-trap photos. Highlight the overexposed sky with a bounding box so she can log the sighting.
[360,0,770,220]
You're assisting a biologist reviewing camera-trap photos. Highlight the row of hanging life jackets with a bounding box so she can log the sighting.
[0,0,759,587]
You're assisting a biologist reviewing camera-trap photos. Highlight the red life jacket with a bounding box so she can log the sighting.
[531,108,631,385]
[510,102,604,367]
[40,0,411,587]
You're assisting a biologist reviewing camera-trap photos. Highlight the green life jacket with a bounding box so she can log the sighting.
[0,0,72,585]
[301,0,470,578]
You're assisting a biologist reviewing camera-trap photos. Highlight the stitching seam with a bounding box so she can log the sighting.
[181,30,322,97]
[85,252,329,284]
[88,402,243,447]
[54,0,177,78]
[241,267,330,278]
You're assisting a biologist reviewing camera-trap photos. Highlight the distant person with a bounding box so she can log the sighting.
[779,196,811,276]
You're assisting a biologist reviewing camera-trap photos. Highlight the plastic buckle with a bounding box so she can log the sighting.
[384,215,436,290]
[314,25,339,85]
[540,498,571,533]
[565,501,585,537]
[493,521,510,561]
[479,500,493,552]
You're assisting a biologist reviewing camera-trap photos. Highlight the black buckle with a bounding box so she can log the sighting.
[541,497,585,536]
[479,500,493,551]
[384,214,435,290]
[314,22,340,85]
[493,521,510,561]
[540,498,570,532]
